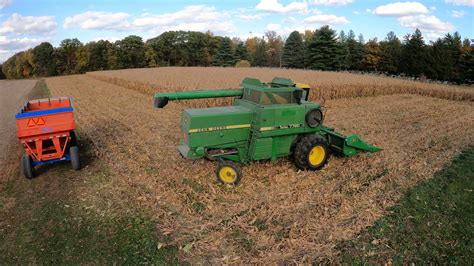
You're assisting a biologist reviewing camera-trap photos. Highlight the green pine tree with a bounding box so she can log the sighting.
[234,42,250,61]
[306,26,343,71]
[379,32,402,74]
[282,31,305,69]
[213,37,235,67]
[400,29,427,76]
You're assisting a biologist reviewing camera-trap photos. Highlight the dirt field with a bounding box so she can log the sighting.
[45,72,474,263]
[0,80,37,180]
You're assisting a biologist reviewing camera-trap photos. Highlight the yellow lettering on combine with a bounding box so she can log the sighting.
[188,124,251,134]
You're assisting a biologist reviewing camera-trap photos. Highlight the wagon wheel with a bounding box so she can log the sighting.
[70,131,78,147]
[70,146,81,170]
[215,161,242,185]
[21,154,35,179]
[293,134,330,171]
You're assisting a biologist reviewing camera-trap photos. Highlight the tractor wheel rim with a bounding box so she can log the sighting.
[219,166,237,184]
[308,146,325,166]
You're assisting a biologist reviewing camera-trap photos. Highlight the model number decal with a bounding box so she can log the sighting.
[260,124,302,131]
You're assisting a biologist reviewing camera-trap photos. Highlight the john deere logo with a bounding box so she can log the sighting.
[27,117,46,127]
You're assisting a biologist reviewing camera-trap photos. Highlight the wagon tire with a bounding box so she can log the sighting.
[293,134,330,171]
[70,131,78,147]
[21,154,35,179]
[216,161,242,185]
[70,146,81,170]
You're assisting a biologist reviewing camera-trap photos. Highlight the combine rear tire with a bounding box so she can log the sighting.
[21,154,35,179]
[294,135,330,171]
[216,161,242,185]
[70,146,81,170]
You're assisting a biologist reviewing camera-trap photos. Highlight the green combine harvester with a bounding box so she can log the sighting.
[154,77,381,185]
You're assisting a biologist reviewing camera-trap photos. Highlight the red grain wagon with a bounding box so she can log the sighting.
[15,97,81,178]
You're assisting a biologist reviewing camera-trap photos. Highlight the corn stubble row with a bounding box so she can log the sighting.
[46,71,474,264]
[87,67,474,105]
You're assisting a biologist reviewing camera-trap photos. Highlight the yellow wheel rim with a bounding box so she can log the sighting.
[219,166,237,184]
[308,146,325,166]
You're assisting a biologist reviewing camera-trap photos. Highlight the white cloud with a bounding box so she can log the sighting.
[398,14,454,32]
[451,10,467,17]
[373,2,429,17]
[0,35,45,62]
[445,0,474,7]
[310,0,353,6]
[130,5,236,34]
[424,32,445,41]
[303,14,350,25]
[0,0,10,9]
[159,21,237,34]
[239,14,264,21]
[0,35,42,50]
[63,5,237,35]
[64,11,130,30]
[0,13,56,35]
[256,0,308,14]
[132,5,223,28]
[266,23,281,31]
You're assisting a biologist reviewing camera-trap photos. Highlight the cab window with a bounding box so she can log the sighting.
[261,91,293,105]
[243,89,261,103]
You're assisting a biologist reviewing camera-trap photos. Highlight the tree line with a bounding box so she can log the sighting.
[1,26,473,83]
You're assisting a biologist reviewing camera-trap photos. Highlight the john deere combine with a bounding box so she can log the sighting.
[154,77,381,185]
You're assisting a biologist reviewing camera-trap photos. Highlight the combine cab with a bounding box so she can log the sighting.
[154,77,381,185]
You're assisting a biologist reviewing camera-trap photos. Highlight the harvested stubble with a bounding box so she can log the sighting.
[87,67,474,103]
[46,73,474,264]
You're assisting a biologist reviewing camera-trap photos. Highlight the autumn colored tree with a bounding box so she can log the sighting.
[363,38,381,71]
[245,37,257,61]
[265,31,284,67]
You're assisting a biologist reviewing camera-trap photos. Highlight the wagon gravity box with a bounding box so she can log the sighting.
[16,97,81,178]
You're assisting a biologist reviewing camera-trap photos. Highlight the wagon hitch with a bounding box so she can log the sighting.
[322,127,382,156]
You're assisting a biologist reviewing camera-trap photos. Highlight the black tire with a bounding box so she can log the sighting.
[293,134,330,171]
[215,161,242,185]
[21,154,35,179]
[70,131,78,147]
[70,146,81,170]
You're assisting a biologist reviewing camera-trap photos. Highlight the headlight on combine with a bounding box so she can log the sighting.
[305,108,323,128]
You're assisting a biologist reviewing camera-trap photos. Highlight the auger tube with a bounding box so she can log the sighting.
[154,89,244,108]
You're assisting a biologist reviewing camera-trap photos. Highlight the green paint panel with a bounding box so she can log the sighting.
[250,138,273,160]
[181,106,254,149]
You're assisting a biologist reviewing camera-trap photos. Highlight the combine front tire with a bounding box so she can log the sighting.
[70,146,81,170]
[216,161,242,185]
[294,135,330,171]
[21,154,35,179]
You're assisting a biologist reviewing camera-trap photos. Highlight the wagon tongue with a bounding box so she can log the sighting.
[322,128,382,156]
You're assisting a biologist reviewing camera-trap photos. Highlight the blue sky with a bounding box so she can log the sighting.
[0,0,473,62]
